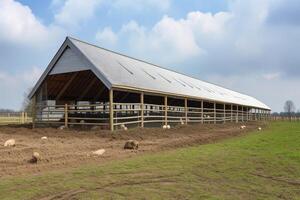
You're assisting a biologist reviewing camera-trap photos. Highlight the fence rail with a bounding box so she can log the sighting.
[0,112,31,125]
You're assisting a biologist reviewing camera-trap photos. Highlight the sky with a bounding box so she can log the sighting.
[0,0,299,112]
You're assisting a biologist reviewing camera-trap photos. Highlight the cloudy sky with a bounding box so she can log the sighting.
[0,0,299,112]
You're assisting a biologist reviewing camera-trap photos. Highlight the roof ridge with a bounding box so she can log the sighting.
[66,36,266,105]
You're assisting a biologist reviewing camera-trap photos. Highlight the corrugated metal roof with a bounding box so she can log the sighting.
[68,37,270,110]
[29,37,270,110]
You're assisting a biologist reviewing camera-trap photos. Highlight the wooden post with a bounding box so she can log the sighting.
[164,96,168,126]
[241,106,244,122]
[223,104,226,123]
[246,107,249,121]
[64,104,68,128]
[184,98,188,125]
[20,112,24,124]
[32,95,36,128]
[201,100,204,124]
[231,104,233,122]
[236,105,239,123]
[214,102,216,124]
[25,112,28,123]
[141,92,144,128]
[109,89,114,131]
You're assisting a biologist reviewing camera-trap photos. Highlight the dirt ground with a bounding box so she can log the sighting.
[0,122,266,178]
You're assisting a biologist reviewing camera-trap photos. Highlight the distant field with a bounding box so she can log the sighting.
[0,116,21,125]
[0,113,30,125]
[0,121,299,199]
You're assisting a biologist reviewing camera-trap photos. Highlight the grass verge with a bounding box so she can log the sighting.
[0,121,299,199]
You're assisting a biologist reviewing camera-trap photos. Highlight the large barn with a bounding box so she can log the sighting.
[29,37,271,130]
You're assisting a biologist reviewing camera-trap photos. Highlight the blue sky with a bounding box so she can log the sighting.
[0,0,299,112]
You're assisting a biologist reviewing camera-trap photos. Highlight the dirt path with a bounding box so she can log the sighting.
[0,122,266,178]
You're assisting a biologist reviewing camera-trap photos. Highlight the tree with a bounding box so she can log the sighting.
[22,88,33,114]
[284,100,296,121]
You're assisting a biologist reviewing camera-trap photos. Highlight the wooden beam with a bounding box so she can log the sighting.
[56,72,78,100]
[78,77,97,100]
[242,106,244,122]
[64,104,68,128]
[93,86,106,101]
[164,96,168,126]
[214,102,216,124]
[201,100,204,124]
[109,89,114,131]
[141,92,144,128]
[185,98,188,124]
[223,104,226,123]
[236,105,239,123]
[231,104,233,122]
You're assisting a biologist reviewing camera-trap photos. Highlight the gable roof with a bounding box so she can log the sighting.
[29,36,270,110]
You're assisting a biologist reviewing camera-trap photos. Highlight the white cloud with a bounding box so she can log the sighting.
[96,27,118,46]
[95,11,232,64]
[0,0,62,47]
[262,72,280,80]
[0,67,43,110]
[111,0,171,12]
[54,0,102,27]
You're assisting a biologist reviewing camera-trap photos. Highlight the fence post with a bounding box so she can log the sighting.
[141,92,144,128]
[223,104,226,123]
[236,105,239,123]
[164,96,168,126]
[214,102,216,124]
[201,100,204,124]
[231,104,233,123]
[64,104,68,128]
[109,89,114,131]
[24,112,28,123]
[184,98,188,125]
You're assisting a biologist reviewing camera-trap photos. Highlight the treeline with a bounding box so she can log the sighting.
[272,112,300,117]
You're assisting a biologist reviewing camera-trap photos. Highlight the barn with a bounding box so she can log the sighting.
[29,37,271,131]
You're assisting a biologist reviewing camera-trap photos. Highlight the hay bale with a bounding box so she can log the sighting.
[124,140,139,150]
[28,152,40,164]
[4,139,15,147]
[92,149,106,156]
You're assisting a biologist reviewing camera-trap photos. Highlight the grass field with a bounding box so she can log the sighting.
[0,121,299,199]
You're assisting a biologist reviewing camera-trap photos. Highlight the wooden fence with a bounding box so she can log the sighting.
[0,112,31,125]
[32,103,270,130]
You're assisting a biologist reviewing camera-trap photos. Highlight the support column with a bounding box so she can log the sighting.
[64,104,68,128]
[141,92,144,128]
[223,104,226,123]
[164,96,168,126]
[109,89,114,131]
[184,98,188,125]
[214,102,216,124]
[231,104,233,122]
[247,107,249,121]
[236,105,239,123]
[32,95,36,128]
[201,100,204,124]
[242,106,244,122]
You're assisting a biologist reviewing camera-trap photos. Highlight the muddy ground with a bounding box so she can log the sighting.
[0,122,265,178]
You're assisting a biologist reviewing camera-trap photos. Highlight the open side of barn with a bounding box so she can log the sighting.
[28,37,271,131]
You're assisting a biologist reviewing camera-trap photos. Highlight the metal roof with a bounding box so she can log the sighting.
[29,37,270,110]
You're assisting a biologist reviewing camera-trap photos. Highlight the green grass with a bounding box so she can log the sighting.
[0,121,299,199]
